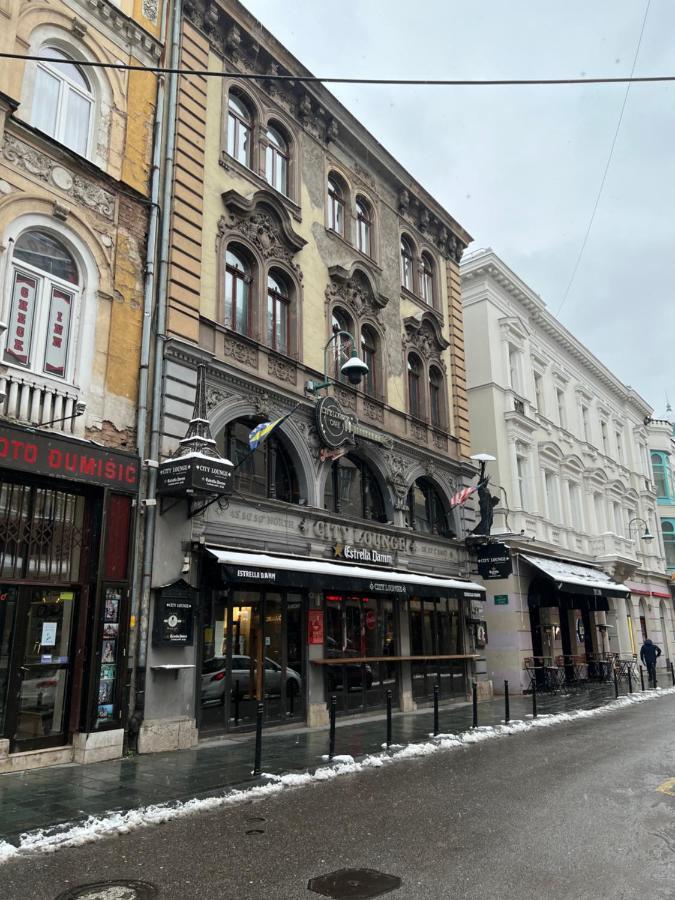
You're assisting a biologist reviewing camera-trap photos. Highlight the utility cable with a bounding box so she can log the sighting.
[1,51,673,87]
[556,0,651,316]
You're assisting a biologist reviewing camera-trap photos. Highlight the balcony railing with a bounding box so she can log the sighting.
[0,369,82,435]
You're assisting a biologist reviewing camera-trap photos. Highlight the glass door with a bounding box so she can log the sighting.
[6,586,77,751]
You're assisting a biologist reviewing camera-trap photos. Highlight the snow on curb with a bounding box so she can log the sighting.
[1,686,673,864]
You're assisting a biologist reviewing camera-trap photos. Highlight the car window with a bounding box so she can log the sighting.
[202,657,226,674]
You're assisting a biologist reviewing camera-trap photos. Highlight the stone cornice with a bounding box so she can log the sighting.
[82,0,163,61]
[462,249,653,416]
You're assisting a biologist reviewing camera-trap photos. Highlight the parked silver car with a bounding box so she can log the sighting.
[201,655,302,705]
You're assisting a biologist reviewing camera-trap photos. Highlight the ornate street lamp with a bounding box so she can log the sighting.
[628,516,654,543]
[305,328,369,395]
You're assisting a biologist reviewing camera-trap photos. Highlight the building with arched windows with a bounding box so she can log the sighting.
[0,1,163,771]
[137,0,485,754]
[462,249,673,693]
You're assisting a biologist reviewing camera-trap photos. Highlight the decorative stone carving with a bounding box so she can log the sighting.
[334,386,357,412]
[204,2,220,39]
[419,208,430,233]
[266,62,280,96]
[223,335,257,368]
[411,422,427,443]
[295,420,321,460]
[142,0,159,23]
[52,202,70,221]
[326,118,339,143]
[403,313,449,362]
[1,134,115,220]
[398,189,410,215]
[255,391,271,418]
[298,93,313,127]
[362,399,384,423]
[432,430,448,451]
[325,268,389,322]
[220,189,306,280]
[268,354,297,385]
[71,18,87,38]
[225,23,242,60]
[206,386,230,411]
[385,452,410,512]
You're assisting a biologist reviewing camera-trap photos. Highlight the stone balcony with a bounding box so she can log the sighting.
[0,367,83,435]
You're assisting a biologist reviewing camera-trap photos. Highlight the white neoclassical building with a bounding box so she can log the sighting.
[461,249,672,692]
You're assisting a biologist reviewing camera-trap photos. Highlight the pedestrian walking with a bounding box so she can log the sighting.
[640,638,661,688]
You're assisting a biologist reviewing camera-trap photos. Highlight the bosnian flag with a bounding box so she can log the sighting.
[450,485,478,508]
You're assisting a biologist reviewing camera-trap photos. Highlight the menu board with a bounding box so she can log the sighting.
[96,587,123,728]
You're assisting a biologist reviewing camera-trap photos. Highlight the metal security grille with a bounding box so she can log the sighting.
[0,481,85,581]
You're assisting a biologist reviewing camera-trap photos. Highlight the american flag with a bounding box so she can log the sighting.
[450,485,478,508]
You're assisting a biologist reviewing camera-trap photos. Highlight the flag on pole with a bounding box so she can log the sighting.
[450,485,478,508]
[248,414,290,451]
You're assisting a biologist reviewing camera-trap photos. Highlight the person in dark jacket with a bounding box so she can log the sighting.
[640,638,662,688]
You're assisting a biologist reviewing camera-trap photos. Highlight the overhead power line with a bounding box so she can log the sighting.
[1,51,674,86]
[556,0,651,316]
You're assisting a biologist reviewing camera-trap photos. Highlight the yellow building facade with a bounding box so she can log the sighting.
[0,0,163,770]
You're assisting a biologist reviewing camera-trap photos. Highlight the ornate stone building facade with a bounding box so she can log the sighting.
[0,0,162,770]
[140,0,484,752]
[462,249,673,692]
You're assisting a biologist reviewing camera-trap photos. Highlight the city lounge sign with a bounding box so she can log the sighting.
[312,518,408,554]
[476,542,513,580]
[315,396,393,450]
[0,422,139,491]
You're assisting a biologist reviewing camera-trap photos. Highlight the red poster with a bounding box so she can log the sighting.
[308,609,324,645]
[6,271,37,367]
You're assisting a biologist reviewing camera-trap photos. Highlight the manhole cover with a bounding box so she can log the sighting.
[54,881,158,900]
[308,868,401,899]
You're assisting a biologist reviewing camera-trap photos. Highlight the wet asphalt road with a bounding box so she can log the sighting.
[4,695,675,900]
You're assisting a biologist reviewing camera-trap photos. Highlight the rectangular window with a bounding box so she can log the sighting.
[556,389,566,429]
[581,405,591,443]
[534,372,544,414]
[516,454,528,509]
[569,482,583,527]
[5,270,38,368]
[545,472,559,522]
[615,431,624,464]
[601,421,609,454]
[43,287,73,377]
[594,493,605,532]
[507,345,521,393]
[662,519,675,568]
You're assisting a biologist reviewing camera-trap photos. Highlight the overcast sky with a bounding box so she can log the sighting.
[242,0,674,416]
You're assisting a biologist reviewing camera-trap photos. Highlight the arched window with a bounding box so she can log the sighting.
[324,454,386,522]
[227,92,253,167]
[267,270,290,354]
[400,236,414,291]
[331,308,354,382]
[407,478,451,536]
[327,176,345,236]
[5,230,79,377]
[361,325,378,397]
[224,417,299,503]
[32,48,93,157]
[420,252,435,306]
[356,198,372,257]
[651,451,673,500]
[662,520,675,569]
[408,353,423,419]
[224,246,252,335]
[429,366,444,427]
[265,125,289,195]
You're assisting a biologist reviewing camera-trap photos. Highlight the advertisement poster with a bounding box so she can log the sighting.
[41,622,57,647]
[308,609,324,645]
[101,640,116,664]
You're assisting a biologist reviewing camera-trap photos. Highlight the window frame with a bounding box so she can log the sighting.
[651,451,673,500]
[661,519,675,569]
[224,417,299,504]
[31,47,94,158]
[407,478,451,537]
[265,124,289,196]
[4,231,81,382]
[407,352,423,420]
[356,197,373,257]
[420,252,435,306]
[227,92,254,169]
[323,453,386,522]
[224,245,253,337]
[266,270,290,355]
[327,175,346,237]
[360,324,378,397]
[400,236,415,292]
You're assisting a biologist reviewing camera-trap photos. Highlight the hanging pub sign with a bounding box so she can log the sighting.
[314,396,393,451]
[157,454,233,498]
[476,542,512,579]
[152,579,196,646]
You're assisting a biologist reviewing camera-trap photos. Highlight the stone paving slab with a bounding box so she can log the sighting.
[0,683,627,843]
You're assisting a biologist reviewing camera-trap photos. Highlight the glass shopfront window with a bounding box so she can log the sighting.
[409,596,464,700]
[199,589,305,735]
[323,593,398,714]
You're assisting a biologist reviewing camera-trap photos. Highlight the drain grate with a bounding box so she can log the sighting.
[54,880,158,900]
[308,868,402,899]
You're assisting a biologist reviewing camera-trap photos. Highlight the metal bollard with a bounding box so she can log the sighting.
[433,683,440,736]
[234,679,240,726]
[671,661,675,686]
[328,694,337,761]
[252,702,264,775]
[628,669,633,694]
[613,670,619,700]
[386,689,392,749]
[532,681,538,719]
[639,666,645,692]
[504,680,510,724]
[472,681,478,728]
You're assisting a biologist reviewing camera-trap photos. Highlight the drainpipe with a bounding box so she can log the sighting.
[128,0,182,746]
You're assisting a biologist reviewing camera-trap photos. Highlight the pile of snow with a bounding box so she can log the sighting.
[1,686,673,864]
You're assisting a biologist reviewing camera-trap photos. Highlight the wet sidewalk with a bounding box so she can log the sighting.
[0,683,631,844]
